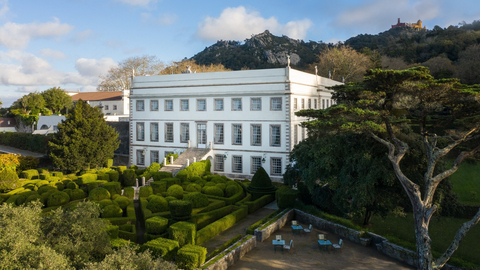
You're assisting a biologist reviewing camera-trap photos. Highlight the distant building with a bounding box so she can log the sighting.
[0,118,16,132]
[69,90,130,122]
[391,18,426,30]
[33,115,66,135]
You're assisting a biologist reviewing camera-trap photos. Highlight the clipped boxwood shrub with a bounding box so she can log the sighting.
[183,192,209,208]
[168,221,196,247]
[145,216,169,235]
[163,178,181,188]
[97,172,110,181]
[165,196,177,203]
[176,244,207,270]
[203,186,224,197]
[106,170,119,182]
[66,182,79,190]
[78,173,98,184]
[39,172,50,180]
[70,188,86,201]
[114,196,131,210]
[169,200,192,221]
[51,171,63,178]
[20,169,39,180]
[225,184,238,197]
[167,184,184,200]
[211,176,225,184]
[246,167,276,200]
[106,225,119,239]
[139,186,153,198]
[87,182,98,193]
[89,187,111,201]
[204,182,215,187]
[103,182,121,197]
[102,204,123,218]
[215,183,226,191]
[25,194,42,204]
[123,187,134,199]
[194,179,206,187]
[98,199,114,209]
[35,180,49,188]
[142,238,179,261]
[54,182,64,191]
[146,195,169,213]
[150,181,167,194]
[37,185,56,195]
[123,169,136,186]
[193,205,235,230]
[185,183,202,193]
[196,207,248,245]
[47,191,70,207]
[151,171,173,181]
[276,185,299,209]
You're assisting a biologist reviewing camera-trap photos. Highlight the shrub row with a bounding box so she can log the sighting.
[192,205,235,230]
[169,221,196,247]
[142,237,179,261]
[196,206,248,245]
[244,194,275,214]
[0,132,49,153]
[275,185,300,209]
[176,244,207,270]
[246,208,286,235]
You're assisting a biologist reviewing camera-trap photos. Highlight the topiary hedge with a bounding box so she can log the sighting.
[183,192,209,208]
[185,183,202,193]
[142,238,179,261]
[0,168,21,190]
[20,169,39,180]
[47,191,70,207]
[146,195,169,213]
[244,194,275,214]
[123,169,136,186]
[168,221,196,247]
[102,204,123,218]
[150,181,167,194]
[246,166,276,200]
[192,205,235,230]
[169,200,192,221]
[167,184,184,199]
[203,186,224,197]
[103,182,121,197]
[176,244,207,270]
[276,185,299,209]
[78,173,98,185]
[123,187,134,199]
[225,184,238,197]
[106,170,119,182]
[66,182,79,190]
[114,196,131,210]
[196,207,248,245]
[151,171,173,181]
[146,216,169,235]
[70,188,86,201]
[25,194,42,204]
[89,187,111,201]
[139,186,153,198]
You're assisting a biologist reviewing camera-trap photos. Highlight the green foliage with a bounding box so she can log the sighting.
[246,166,276,200]
[25,194,43,204]
[151,171,173,181]
[98,199,115,209]
[203,186,224,197]
[106,225,119,239]
[185,183,202,192]
[146,216,169,235]
[196,207,248,245]
[176,244,207,270]
[275,186,299,209]
[244,194,275,214]
[139,186,153,198]
[49,100,119,172]
[41,87,73,114]
[205,234,243,261]
[102,204,123,218]
[225,184,238,197]
[146,195,169,213]
[78,173,98,184]
[103,182,122,197]
[192,205,235,229]
[142,237,179,261]
[169,200,193,221]
[123,169,136,186]
[168,221,196,247]
[114,196,131,210]
[246,208,286,234]
[0,167,21,190]
[47,191,70,207]
[183,192,209,208]
[17,156,39,172]
[175,160,211,181]
[167,184,184,199]
[66,181,79,189]
[70,188,86,201]
[150,181,167,194]
[89,187,111,201]
[106,170,119,182]
[123,187,135,199]
[20,169,39,180]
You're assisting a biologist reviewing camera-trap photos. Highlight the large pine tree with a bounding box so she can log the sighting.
[49,100,119,172]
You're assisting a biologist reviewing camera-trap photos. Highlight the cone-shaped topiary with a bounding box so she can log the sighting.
[246,166,276,200]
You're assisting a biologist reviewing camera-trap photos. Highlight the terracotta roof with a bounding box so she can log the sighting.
[0,118,16,127]
[71,92,123,101]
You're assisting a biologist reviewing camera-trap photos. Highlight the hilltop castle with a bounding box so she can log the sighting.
[391,18,426,29]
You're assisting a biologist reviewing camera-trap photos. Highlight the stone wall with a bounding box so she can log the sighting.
[254,209,294,242]
[202,235,256,270]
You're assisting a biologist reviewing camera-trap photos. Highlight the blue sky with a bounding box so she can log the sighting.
[0,0,479,107]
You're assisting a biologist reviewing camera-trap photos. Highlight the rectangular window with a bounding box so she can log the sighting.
[197,99,206,111]
[294,98,297,110]
[151,151,159,164]
[232,124,242,145]
[314,99,317,109]
[232,98,242,111]
[251,156,262,174]
[214,124,224,144]
[294,125,298,145]
[251,124,262,146]
[150,100,159,111]
[251,98,261,111]
[165,100,173,111]
[150,123,159,142]
[136,100,145,111]
[301,99,305,109]
[232,155,242,173]
[136,150,145,165]
[271,157,282,176]
[308,99,311,109]
[165,123,173,142]
[270,125,280,147]
[136,122,144,141]
[271,97,282,111]
[105,105,109,110]
[214,155,224,172]
[181,99,189,111]
[113,105,117,110]
[214,99,224,111]
[180,123,189,143]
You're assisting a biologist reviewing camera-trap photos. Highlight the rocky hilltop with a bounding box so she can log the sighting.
[192,30,326,70]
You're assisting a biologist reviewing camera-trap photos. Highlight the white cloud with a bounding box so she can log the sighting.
[0,0,9,19]
[196,6,313,41]
[334,0,440,32]
[40,48,66,60]
[71,29,95,43]
[0,17,74,49]
[75,58,117,77]
[114,0,157,6]
[17,86,39,93]
[141,12,177,26]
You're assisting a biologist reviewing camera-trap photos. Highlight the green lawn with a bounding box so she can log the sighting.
[365,213,480,268]
[449,161,480,205]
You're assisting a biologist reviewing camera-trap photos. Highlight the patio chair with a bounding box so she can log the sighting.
[304,224,312,233]
[318,234,325,240]
[292,220,297,226]
[276,235,282,241]
[283,239,293,251]
[333,239,343,250]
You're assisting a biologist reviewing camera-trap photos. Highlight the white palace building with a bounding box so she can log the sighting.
[129,66,341,181]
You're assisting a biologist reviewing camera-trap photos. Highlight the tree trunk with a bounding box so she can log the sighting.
[413,207,434,270]
[363,209,372,225]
